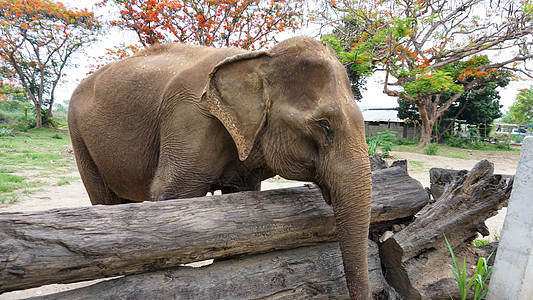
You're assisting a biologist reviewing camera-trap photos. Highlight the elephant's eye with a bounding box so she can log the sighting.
[318,119,331,131]
[317,119,334,144]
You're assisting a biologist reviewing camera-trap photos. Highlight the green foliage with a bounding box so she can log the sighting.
[494,141,511,150]
[376,130,397,157]
[424,142,439,155]
[0,125,15,137]
[445,235,493,300]
[404,70,463,98]
[472,239,490,248]
[505,88,533,125]
[445,134,480,149]
[367,134,417,156]
[0,97,67,131]
[511,135,524,143]
[367,138,379,155]
[395,137,418,146]
[396,99,421,122]
[443,133,514,151]
[51,132,63,139]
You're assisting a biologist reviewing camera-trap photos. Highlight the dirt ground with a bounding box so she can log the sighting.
[0,147,521,299]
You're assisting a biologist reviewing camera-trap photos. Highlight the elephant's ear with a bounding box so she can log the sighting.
[203,51,270,161]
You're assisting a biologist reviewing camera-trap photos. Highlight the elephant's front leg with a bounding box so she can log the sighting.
[218,167,274,194]
[149,154,217,201]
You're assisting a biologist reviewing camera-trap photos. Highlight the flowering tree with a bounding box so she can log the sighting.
[0,79,28,107]
[321,0,533,146]
[99,0,304,49]
[0,0,100,128]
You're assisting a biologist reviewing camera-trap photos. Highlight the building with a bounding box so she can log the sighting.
[362,108,420,138]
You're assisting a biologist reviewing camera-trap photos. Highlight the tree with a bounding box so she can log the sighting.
[0,0,100,128]
[99,0,304,49]
[396,66,510,138]
[320,0,533,146]
[504,88,533,124]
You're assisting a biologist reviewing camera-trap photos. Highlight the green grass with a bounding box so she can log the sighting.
[0,129,72,167]
[56,176,78,186]
[395,144,518,160]
[0,128,75,204]
[0,173,26,193]
[0,192,19,204]
[408,160,425,170]
[437,149,471,159]
[472,239,491,248]
[445,235,494,300]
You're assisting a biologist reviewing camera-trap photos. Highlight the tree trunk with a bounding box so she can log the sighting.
[379,160,513,299]
[0,169,429,293]
[35,241,385,300]
[35,104,42,128]
[418,101,434,147]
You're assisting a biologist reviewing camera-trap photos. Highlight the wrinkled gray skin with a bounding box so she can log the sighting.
[68,37,372,299]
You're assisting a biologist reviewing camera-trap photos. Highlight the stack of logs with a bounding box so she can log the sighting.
[0,154,512,299]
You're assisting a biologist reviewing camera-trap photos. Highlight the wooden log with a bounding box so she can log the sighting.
[369,153,389,171]
[429,167,463,200]
[429,167,514,200]
[379,160,513,299]
[35,241,385,299]
[0,167,428,293]
[369,153,407,173]
[370,166,428,224]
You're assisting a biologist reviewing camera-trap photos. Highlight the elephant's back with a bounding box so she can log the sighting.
[68,44,246,201]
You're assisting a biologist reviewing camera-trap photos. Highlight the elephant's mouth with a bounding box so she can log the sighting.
[318,184,332,206]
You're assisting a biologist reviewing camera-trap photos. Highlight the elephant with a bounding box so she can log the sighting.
[68,37,372,299]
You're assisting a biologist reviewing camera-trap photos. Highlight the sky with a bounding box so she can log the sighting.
[55,0,532,113]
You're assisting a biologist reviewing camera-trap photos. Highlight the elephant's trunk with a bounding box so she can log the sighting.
[320,152,372,300]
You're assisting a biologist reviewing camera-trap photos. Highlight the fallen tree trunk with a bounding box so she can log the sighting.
[430,167,513,200]
[379,160,513,299]
[35,241,385,300]
[0,166,428,293]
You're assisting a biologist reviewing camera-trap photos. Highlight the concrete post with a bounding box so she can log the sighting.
[487,136,533,300]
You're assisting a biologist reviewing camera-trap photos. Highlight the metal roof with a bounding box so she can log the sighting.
[362,108,403,123]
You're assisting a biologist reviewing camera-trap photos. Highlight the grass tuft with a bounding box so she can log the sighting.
[445,234,493,300]
[424,142,440,155]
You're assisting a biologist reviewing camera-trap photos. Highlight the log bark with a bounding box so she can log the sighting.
[370,153,389,172]
[430,167,513,200]
[429,167,463,200]
[35,241,385,300]
[0,167,428,293]
[369,153,407,173]
[370,166,428,224]
[379,160,513,299]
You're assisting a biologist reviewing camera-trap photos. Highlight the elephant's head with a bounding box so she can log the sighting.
[204,37,372,299]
